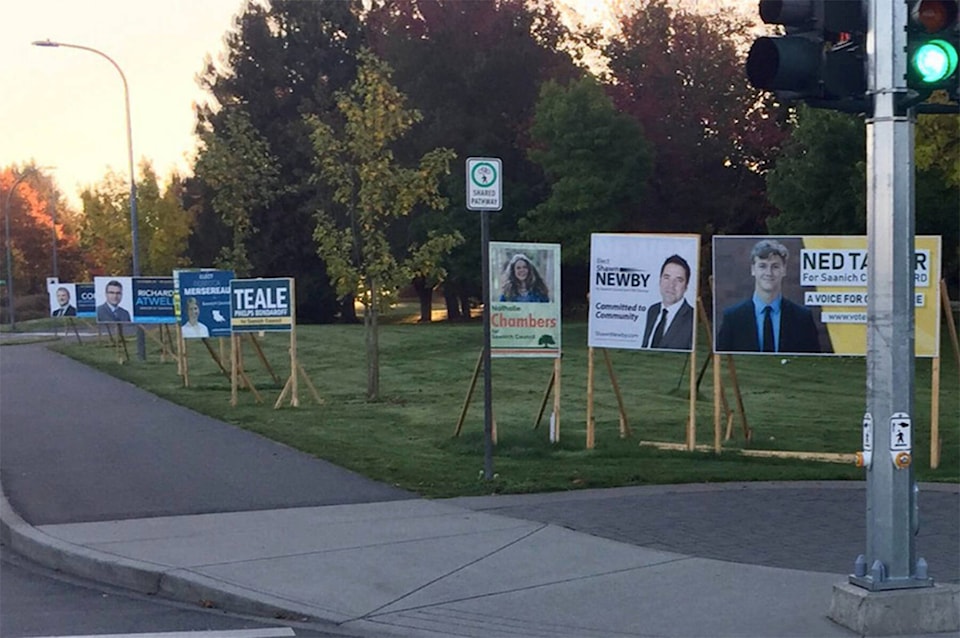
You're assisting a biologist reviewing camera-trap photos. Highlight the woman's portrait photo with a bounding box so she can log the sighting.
[498,252,550,303]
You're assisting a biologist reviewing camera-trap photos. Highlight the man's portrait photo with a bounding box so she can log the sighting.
[714,238,822,354]
[95,277,133,323]
[49,284,77,317]
[642,254,694,350]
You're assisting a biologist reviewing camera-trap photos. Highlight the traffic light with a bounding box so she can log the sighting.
[746,0,869,112]
[907,0,959,97]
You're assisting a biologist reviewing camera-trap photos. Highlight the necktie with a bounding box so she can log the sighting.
[651,308,668,348]
[762,306,775,352]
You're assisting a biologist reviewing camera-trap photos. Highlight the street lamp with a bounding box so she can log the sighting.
[3,167,40,329]
[33,39,144,358]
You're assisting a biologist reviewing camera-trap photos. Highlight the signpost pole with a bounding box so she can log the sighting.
[467,157,502,482]
[481,210,494,481]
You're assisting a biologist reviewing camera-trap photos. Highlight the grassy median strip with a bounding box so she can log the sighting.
[51,319,958,495]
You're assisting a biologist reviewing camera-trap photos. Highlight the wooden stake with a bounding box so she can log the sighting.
[586,346,595,449]
[249,334,281,384]
[298,363,323,404]
[940,279,960,369]
[930,356,941,469]
[714,353,722,454]
[179,325,190,387]
[686,307,698,451]
[230,334,239,406]
[552,357,561,443]
[724,355,751,441]
[454,349,484,437]
[601,349,631,438]
[201,338,230,379]
[534,366,555,429]
[67,317,83,344]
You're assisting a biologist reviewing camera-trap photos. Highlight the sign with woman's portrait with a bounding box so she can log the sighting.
[489,242,561,358]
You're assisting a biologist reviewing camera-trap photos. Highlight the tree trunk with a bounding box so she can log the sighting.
[443,283,462,321]
[413,276,433,323]
[340,294,359,323]
[365,277,380,401]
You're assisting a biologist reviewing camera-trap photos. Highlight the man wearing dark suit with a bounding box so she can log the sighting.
[51,286,77,317]
[642,254,695,350]
[96,279,132,322]
[717,239,820,353]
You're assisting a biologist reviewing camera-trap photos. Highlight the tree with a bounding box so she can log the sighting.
[1,165,84,295]
[194,108,280,276]
[604,0,787,237]
[136,164,193,275]
[193,0,366,322]
[766,107,866,235]
[366,0,582,318]
[523,77,653,264]
[79,171,133,276]
[307,50,458,400]
[765,106,959,284]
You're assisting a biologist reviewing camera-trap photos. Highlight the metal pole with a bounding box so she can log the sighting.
[481,210,494,480]
[32,39,144,358]
[50,194,58,279]
[3,169,37,329]
[850,0,931,591]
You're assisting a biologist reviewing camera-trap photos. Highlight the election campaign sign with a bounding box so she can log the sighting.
[131,277,176,324]
[75,283,96,318]
[176,269,234,339]
[712,236,941,357]
[489,242,561,358]
[588,234,700,352]
[47,281,78,318]
[230,277,294,332]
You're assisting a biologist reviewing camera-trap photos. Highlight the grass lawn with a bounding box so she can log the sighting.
[41,314,960,496]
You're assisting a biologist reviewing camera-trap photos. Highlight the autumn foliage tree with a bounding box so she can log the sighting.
[604,0,787,238]
[1,166,85,298]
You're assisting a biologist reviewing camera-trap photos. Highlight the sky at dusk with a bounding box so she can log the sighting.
[1,0,749,209]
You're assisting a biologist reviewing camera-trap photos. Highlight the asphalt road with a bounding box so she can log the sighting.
[1,552,368,637]
[0,344,411,525]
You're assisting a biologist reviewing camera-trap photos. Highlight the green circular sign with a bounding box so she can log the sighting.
[470,162,498,188]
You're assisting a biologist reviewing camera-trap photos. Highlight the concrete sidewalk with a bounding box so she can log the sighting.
[1,489,858,637]
[1,342,958,636]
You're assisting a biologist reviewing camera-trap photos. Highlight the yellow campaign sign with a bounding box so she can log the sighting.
[712,236,941,358]
[799,236,940,357]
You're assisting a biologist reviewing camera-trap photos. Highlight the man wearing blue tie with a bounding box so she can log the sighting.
[716,239,820,354]
[96,279,132,323]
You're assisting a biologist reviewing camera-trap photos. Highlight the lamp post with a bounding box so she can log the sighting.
[50,193,58,279]
[33,39,144,358]
[3,168,39,329]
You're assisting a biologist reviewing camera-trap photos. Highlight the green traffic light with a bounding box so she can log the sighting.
[912,39,959,83]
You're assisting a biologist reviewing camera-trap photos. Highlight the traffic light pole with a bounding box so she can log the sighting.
[850,0,931,592]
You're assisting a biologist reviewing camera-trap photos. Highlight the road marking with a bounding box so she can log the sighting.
[30,628,296,638]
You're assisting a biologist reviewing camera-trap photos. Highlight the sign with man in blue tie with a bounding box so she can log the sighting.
[712,235,941,357]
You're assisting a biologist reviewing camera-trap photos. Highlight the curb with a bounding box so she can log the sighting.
[0,486,321,623]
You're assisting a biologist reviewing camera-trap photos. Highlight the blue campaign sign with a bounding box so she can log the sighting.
[75,283,96,318]
[177,270,234,339]
[230,278,294,332]
[132,277,176,324]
